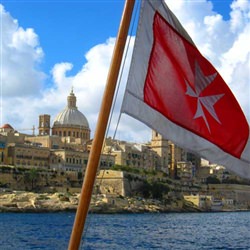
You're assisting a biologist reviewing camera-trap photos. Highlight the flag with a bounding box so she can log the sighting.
[121,0,250,178]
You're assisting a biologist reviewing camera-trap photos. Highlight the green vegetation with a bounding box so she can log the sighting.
[24,168,39,190]
[111,164,171,200]
[206,176,221,184]
[140,180,170,199]
[77,172,83,180]
[111,164,159,177]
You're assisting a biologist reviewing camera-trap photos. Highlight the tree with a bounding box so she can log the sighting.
[206,176,221,184]
[24,168,39,190]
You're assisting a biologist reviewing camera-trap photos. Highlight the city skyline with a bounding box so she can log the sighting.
[1,0,249,143]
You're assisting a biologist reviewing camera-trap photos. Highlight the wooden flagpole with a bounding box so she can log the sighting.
[68,0,135,249]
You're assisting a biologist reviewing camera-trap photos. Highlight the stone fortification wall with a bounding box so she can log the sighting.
[96,170,125,196]
[208,184,250,206]
[96,170,145,197]
[0,167,142,196]
[0,167,81,192]
[123,173,145,196]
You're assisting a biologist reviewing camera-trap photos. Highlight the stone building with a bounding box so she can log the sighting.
[52,88,91,143]
[150,130,169,173]
[103,137,163,171]
[38,114,50,136]
[0,125,28,165]
[0,134,8,165]
[0,124,15,134]
[50,148,115,173]
[0,89,201,179]
[7,143,50,169]
[0,89,115,172]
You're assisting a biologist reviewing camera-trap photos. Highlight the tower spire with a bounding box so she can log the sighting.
[68,88,77,108]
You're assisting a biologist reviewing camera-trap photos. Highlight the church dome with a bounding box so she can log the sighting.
[0,123,15,133]
[53,89,89,128]
[53,108,89,128]
[1,124,14,129]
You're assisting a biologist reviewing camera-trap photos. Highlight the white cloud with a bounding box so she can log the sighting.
[43,37,147,141]
[230,0,250,31]
[51,62,73,88]
[1,4,45,100]
[166,0,250,123]
[45,39,115,134]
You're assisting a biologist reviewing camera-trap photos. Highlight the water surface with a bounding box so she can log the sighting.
[0,212,249,249]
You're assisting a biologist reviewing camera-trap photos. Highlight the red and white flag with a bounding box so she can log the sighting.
[121,0,250,178]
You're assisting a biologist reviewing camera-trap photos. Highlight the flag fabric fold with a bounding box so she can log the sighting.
[121,0,250,178]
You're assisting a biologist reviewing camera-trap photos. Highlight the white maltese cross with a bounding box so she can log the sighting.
[185,61,224,133]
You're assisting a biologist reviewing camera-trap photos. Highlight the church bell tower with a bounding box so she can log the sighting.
[151,130,169,174]
[39,114,51,135]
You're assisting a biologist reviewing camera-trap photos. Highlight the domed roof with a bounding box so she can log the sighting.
[53,89,89,128]
[53,108,89,128]
[1,123,14,129]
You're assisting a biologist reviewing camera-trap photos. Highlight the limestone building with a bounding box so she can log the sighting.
[52,88,90,143]
[150,130,169,173]
[7,143,50,168]
[0,89,201,179]
[39,114,50,136]
[103,137,162,171]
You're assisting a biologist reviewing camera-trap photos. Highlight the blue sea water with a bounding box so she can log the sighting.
[0,212,249,249]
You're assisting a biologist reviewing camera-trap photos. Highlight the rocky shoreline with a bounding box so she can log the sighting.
[0,191,202,213]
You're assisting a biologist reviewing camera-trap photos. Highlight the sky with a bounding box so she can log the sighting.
[0,0,249,143]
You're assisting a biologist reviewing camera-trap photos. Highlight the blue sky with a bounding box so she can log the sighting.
[2,0,231,75]
[1,0,249,142]
[2,1,126,76]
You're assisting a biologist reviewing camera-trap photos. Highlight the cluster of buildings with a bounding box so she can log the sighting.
[1,89,250,211]
[0,88,238,183]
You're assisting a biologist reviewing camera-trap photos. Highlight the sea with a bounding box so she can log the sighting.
[0,212,249,250]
